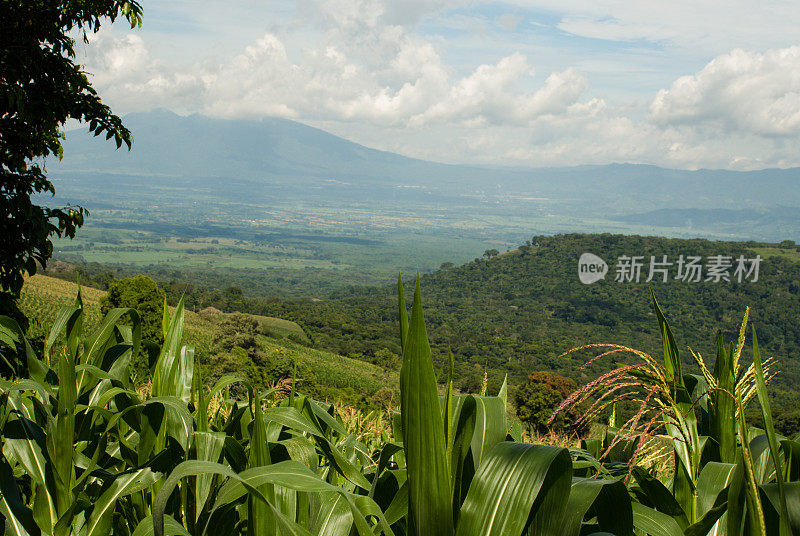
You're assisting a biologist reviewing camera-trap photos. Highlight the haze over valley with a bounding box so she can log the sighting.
[43,109,800,290]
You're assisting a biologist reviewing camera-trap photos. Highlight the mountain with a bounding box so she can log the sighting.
[56,109,800,210]
[56,109,489,185]
[44,109,800,259]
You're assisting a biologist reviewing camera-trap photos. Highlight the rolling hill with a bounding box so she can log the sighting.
[19,275,397,408]
[247,234,800,403]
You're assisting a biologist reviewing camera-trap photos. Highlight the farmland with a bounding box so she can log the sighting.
[5,3,800,534]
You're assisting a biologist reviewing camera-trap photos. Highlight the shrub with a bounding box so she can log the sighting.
[100,274,165,379]
[514,370,585,435]
[212,313,260,353]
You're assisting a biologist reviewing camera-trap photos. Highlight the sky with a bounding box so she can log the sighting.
[78,0,800,170]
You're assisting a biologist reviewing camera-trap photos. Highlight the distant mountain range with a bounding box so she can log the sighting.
[58,109,451,182]
[51,109,800,241]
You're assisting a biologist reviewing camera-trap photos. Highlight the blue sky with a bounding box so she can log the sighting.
[79,1,800,170]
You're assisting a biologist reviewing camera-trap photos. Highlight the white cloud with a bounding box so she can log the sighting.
[513,1,800,56]
[77,2,800,170]
[416,57,589,126]
[650,47,800,136]
[83,26,595,130]
[83,30,206,113]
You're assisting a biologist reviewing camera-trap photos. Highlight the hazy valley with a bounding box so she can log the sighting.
[42,110,800,294]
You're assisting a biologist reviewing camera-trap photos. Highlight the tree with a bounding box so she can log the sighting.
[514,371,585,435]
[0,0,142,297]
[101,275,164,380]
[775,409,800,437]
[211,313,262,360]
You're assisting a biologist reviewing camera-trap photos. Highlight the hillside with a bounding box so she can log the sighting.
[247,234,800,399]
[18,275,396,408]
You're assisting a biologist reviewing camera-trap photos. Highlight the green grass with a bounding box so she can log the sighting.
[749,246,800,262]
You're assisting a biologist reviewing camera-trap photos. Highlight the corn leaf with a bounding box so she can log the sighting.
[3,410,57,532]
[85,468,158,536]
[760,482,800,535]
[153,461,312,536]
[451,395,477,523]
[712,332,736,464]
[132,515,190,536]
[455,442,571,536]
[0,455,40,536]
[631,503,684,536]
[399,274,454,536]
[0,316,47,383]
[752,330,791,536]
[695,461,735,532]
[561,478,632,536]
[309,492,352,536]
[470,395,507,470]
[193,431,227,521]
[248,390,275,536]
[213,461,389,536]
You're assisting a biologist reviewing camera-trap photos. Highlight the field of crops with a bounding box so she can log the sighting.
[19,274,105,332]
[1,275,797,536]
[19,274,215,354]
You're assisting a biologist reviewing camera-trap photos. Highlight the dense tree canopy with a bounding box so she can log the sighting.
[101,274,162,379]
[0,0,142,296]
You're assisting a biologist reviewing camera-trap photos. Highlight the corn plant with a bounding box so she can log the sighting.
[0,288,160,536]
[390,273,672,536]
[551,290,800,535]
